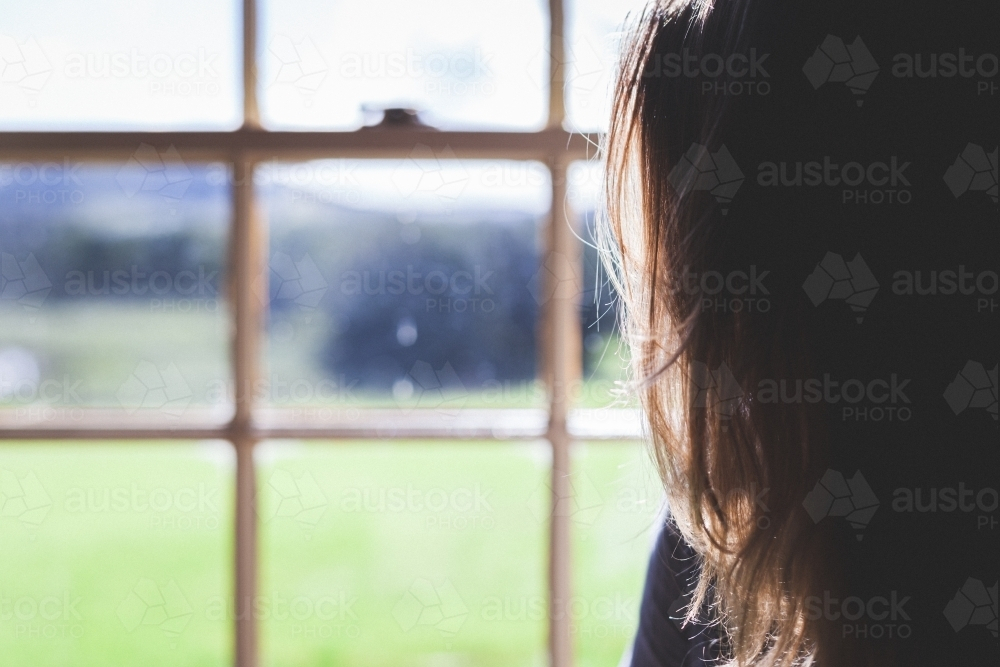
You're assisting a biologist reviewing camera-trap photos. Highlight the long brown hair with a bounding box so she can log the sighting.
[600,1,841,664]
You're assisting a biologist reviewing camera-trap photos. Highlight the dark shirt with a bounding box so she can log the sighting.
[631,520,719,667]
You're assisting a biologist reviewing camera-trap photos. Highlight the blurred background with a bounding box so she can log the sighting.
[0,1,662,666]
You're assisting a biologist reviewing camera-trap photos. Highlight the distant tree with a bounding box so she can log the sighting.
[321,220,539,390]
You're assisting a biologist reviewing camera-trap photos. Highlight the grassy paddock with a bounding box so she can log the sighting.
[0,441,660,666]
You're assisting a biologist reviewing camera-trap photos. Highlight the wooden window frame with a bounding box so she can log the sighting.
[0,2,641,666]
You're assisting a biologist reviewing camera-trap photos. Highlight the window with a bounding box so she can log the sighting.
[0,2,649,666]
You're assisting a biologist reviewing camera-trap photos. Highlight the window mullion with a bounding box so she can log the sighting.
[231,153,264,667]
[548,0,567,130]
[545,1,576,665]
[545,156,580,667]
[243,0,261,129]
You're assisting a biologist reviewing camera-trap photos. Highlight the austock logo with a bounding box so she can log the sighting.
[63,482,220,531]
[116,361,193,417]
[778,254,995,320]
[892,48,998,96]
[667,143,745,214]
[116,144,193,201]
[340,484,494,516]
[203,591,359,629]
[0,35,52,96]
[943,577,998,637]
[891,265,998,314]
[668,149,946,210]
[689,361,744,428]
[642,47,772,97]
[392,578,468,637]
[756,155,912,205]
[258,469,328,530]
[0,469,51,525]
[527,251,581,306]
[756,373,911,423]
[116,578,193,642]
[391,144,470,204]
[63,266,220,301]
[736,147,993,208]
[802,252,879,323]
[528,35,605,107]
[59,47,220,99]
[0,251,52,312]
[803,469,879,540]
[393,360,469,415]
[529,470,603,527]
[267,252,329,311]
[481,593,636,632]
[943,361,998,421]
[266,35,328,104]
[892,483,997,530]
[0,587,84,636]
[803,35,879,106]
[944,143,998,204]
[806,590,912,640]
[670,265,771,314]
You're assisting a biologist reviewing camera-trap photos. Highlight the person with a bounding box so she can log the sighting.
[598,1,998,665]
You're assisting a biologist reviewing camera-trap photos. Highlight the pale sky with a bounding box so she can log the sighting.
[0,0,644,131]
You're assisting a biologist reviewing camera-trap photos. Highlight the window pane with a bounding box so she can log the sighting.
[260,0,547,130]
[572,442,662,667]
[259,440,548,666]
[0,160,232,424]
[565,0,646,132]
[0,442,233,665]
[569,160,633,408]
[0,0,241,130]
[261,159,548,412]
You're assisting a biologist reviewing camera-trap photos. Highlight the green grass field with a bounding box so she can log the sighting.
[0,303,632,413]
[1,301,654,665]
[0,442,662,666]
